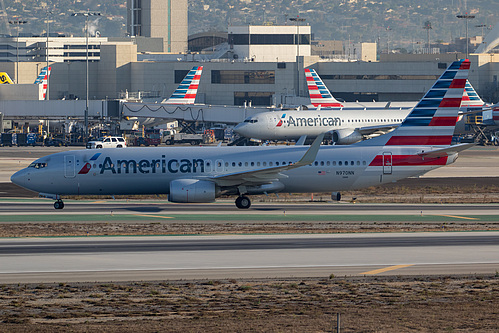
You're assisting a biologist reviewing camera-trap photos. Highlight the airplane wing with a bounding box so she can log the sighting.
[356,123,400,135]
[209,134,324,187]
[418,143,475,159]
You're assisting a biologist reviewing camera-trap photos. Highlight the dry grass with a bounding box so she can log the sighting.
[1,276,498,332]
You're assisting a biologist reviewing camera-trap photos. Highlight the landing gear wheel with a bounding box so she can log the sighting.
[235,196,251,209]
[54,200,64,210]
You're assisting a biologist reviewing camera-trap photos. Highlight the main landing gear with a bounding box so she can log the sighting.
[235,196,251,209]
[54,199,64,210]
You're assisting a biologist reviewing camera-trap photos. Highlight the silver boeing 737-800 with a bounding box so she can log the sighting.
[11,60,473,209]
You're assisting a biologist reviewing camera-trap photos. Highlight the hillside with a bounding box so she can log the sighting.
[3,0,498,52]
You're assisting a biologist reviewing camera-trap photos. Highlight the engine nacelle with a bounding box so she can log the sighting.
[169,179,217,203]
[331,129,363,145]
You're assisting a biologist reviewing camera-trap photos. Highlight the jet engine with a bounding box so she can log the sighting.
[169,179,217,203]
[331,129,363,145]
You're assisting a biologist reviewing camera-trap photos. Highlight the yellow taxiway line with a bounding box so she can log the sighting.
[434,214,478,220]
[360,264,414,275]
[133,214,174,219]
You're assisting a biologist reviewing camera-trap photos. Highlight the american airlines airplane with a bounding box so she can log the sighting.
[11,59,473,210]
[0,66,51,99]
[127,66,203,127]
[234,68,485,144]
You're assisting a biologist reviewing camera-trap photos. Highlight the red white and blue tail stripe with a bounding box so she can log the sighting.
[164,66,203,105]
[305,68,343,108]
[383,59,470,146]
[461,80,485,108]
[34,66,51,99]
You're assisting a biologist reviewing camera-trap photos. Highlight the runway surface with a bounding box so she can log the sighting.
[1,200,499,217]
[0,232,498,283]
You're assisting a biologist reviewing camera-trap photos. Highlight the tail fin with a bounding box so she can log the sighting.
[164,66,203,105]
[461,80,485,108]
[34,66,51,99]
[384,59,469,146]
[304,68,343,108]
[357,59,469,147]
[0,72,14,84]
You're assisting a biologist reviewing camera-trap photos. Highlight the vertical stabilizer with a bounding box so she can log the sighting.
[384,59,470,146]
[358,60,470,147]
[461,80,485,108]
[304,68,343,108]
[0,72,14,84]
[164,66,203,105]
[34,66,51,99]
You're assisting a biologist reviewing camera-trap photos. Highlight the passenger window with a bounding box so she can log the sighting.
[232,162,236,167]
[263,162,267,166]
[339,161,342,166]
[112,138,117,142]
[314,161,318,166]
[251,162,254,166]
[344,161,348,166]
[333,161,336,166]
[320,161,324,166]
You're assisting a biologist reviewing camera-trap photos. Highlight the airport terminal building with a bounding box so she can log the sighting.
[0,20,498,130]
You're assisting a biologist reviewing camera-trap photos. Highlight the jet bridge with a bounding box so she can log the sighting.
[121,102,279,125]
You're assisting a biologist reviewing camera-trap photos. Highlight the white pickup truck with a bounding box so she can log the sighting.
[86,136,127,149]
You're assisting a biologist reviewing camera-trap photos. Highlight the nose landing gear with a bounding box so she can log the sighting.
[54,199,64,210]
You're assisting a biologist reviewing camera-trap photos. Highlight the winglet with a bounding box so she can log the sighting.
[295,133,324,166]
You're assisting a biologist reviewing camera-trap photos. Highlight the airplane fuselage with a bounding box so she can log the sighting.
[234,108,412,141]
[11,145,455,198]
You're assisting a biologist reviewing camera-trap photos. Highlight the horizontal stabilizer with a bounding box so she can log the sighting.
[418,143,475,159]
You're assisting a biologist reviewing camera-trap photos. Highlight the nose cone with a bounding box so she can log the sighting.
[234,122,249,136]
[10,169,28,188]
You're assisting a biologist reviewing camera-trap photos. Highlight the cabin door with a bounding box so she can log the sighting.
[382,152,392,175]
[64,155,76,178]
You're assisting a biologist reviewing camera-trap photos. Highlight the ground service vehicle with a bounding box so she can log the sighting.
[163,132,204,145]
[86,136,127,149]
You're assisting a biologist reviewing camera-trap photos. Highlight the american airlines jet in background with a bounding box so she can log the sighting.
[234,68,490,143]
[0,66,51,99]
[11,60,472,210]
[126,66,203,127]
[163,66,203,105]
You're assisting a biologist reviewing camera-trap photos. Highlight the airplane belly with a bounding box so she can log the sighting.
[72,174,173,195]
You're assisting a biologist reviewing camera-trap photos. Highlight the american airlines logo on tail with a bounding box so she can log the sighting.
[305,68,344,108]
[461,80,485,107]
[164,66,203,105]
[34,66,51,99]
[385,59,470,146]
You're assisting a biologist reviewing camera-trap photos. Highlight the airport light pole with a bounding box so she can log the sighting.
[289,17,305,97]
[72,11,101,140]
[45,11,52,100]
[8,19,27,84]
[423,21,432,54]
[457,13,475,58]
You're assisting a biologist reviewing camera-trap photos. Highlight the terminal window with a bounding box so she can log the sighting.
[211,70,275,84]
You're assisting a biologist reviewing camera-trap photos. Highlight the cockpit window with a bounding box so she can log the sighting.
[243,118,258,123]
[29,162,47,169]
